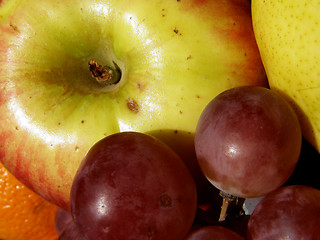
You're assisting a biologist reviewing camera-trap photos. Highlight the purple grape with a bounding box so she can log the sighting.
[184,225,244,240]
[195,86,301,198]
[55,208,73,235]
[58,220,83,240]
[247,185,320,240]
[71,131,197,240]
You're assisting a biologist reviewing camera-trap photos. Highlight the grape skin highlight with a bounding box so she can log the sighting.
[195,86,302,198]
[71,131,197,240]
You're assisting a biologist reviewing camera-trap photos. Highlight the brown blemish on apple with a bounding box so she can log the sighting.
[15,126,19,130]
[173,27,182,35]
[9,22,19,33]
[126,98,139,113]
[159,193,172,208]
[81,120,85,124]
[75,146,79,152]
[162,8,166,17]
[196,94,200,98]
[179,110,183,114]
[187,55,192,60]
[137,82,146,92]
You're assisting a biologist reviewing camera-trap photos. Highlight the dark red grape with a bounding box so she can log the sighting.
[58,220,83,240]
[71,131,197,240]
[55,208,73,235]
[195,86,301,198]
[247,185,320,240]
[148,129,221,206]
[184,225,244,240]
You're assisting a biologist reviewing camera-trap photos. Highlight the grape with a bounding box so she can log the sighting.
[184,225,244,240]
[58,220,83,240]
[55,208,83,239]
[55,208,73,235]
[195,86,301,199]
[247,185,320,240]
[71,131,197,240]
[148,129,221,206]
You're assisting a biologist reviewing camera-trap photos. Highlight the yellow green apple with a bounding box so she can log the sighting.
[252,0,320,153]
[0,0,267,209]
[0,0,21,22]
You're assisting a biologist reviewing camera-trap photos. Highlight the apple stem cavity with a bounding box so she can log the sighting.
[88,59,121,86]
[218,191,236,222]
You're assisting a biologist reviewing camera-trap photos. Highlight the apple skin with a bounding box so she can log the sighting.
[0,0,267,209]
[0,0,21,22]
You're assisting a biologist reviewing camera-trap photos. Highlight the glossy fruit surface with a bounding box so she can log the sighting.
[147,129,219,206]
[71,132,197,240]
[0,161,59,240]
[252,0,320,153]
[0,0,267,209]
[247,185,320,240]
[195,86,302,198]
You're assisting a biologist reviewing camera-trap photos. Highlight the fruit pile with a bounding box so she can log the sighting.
[54,86,320,239]
[0,0,320,239]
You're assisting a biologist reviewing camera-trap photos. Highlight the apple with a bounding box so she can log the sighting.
[0,0,267,209]
[252,0,320,153]
[0,0,21,22]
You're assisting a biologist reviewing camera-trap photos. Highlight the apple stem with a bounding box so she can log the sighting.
[88,59,121,86]
[218,191,236,222]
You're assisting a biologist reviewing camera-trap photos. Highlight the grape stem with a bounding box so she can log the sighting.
[219,191,236,221]
[88,59,121,86]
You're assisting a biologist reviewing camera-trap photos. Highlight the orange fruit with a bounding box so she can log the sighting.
[0,162,59,240]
